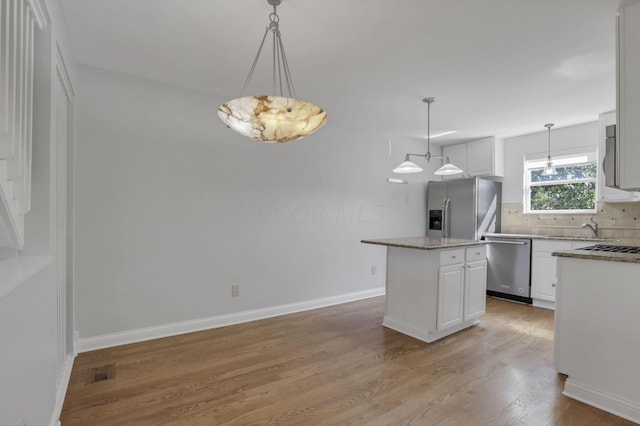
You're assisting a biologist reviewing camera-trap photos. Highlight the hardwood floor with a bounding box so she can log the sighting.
[61,297,635,425]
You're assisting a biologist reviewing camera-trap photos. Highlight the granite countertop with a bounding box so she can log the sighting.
[360,237,487,250]
[552,249,640,264]
[552,239,640,264]
[483,233,614,242]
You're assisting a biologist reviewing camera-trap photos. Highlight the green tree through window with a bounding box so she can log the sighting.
[527,161,597,212]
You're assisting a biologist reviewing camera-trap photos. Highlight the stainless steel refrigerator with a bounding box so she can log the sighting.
[426,177,501,240]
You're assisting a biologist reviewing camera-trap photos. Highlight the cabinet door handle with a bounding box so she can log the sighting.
[552,283,557,287]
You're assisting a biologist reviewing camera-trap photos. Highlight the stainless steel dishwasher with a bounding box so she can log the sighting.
[485,237,532,304]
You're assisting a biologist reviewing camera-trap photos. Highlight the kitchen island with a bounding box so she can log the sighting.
[361,237,488,343]
[553,245,640,424]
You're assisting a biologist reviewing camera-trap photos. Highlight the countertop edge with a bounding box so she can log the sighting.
[361,239,488,250]
[483,233,613,242]
[552,250,640,264]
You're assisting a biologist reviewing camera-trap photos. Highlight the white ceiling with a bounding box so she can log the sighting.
[59,0,620,144]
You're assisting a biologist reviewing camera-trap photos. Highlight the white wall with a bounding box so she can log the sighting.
[502,121,599,204]
[74,65,442,339]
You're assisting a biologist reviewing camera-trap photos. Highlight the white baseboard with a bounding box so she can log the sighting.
[49,354,75,426]
[79,288,385,353]
[563,378,640,424]
[383,316,480,343]
[382,317,431,342]
[531,298,555,311]
[73,331,79,357]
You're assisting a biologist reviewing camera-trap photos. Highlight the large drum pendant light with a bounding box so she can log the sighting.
[217,0,327,143]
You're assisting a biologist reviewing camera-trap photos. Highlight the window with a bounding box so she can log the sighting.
[525,153,597,213]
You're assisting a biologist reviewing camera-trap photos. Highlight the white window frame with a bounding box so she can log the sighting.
[524,152,598,214]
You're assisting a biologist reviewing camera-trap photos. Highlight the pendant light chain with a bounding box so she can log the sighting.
[542,123,556,176]
[424,97,435,161]
[545,123,554,162]
[239,2,296,99]
[240,26,270,97]
[277,32,296,99]
[272,12,278,95]
[427,99,431,154]
[547,124,552,161]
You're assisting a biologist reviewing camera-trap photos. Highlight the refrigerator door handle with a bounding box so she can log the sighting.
[443,198,451,238]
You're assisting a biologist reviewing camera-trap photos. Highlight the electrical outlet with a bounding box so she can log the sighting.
[370,265,377,275]
[232,285,240,297]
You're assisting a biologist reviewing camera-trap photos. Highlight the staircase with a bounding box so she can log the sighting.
[0,0,40,250]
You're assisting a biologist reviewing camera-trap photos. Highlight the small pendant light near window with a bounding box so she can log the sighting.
[542,123,557,176]
[217,0,327,143]
[392,98,464,176]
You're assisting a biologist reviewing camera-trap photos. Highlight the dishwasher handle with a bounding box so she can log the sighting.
[486,239,528,245]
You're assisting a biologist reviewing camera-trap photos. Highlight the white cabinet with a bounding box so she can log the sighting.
[464,260,488,320]
[442,136,504,179]
[597,111,640,202]
[531,239,594,310]
[617,1,640,190]
[531,250,560,303]
[467,137,504,177]
[437,246,487,330]
[437,265,464,330]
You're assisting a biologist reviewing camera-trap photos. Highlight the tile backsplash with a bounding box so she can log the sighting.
[501,202,640,239]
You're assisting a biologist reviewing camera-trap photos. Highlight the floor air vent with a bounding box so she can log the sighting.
[88,364,115,384]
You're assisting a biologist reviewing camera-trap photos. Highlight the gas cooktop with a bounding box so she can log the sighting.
[579,244,640,254]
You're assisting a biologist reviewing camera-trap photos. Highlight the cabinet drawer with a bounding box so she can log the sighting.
[465,245,487,262]
[440,248,465,266]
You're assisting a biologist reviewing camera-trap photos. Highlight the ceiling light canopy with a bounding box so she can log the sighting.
[217,0,327,143]
[541,123,557,176]
[392,98,464,177]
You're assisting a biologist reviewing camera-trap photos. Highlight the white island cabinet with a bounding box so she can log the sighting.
[362,237,487,343]
[554,250,640,424]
